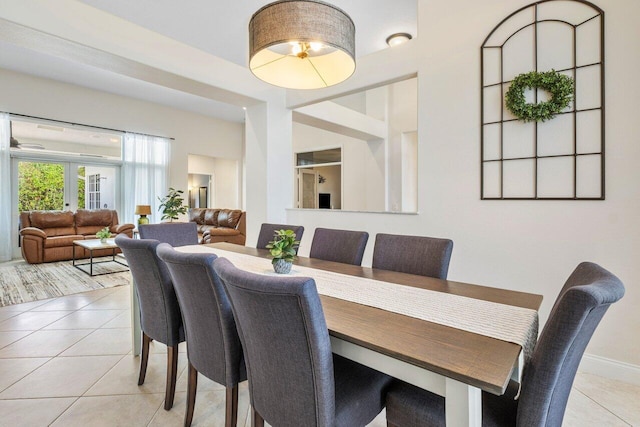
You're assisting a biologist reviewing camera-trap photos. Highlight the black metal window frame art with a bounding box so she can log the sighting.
[480,0,605,200]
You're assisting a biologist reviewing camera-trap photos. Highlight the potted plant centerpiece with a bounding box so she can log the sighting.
[96,226,112,243]
[267,229,300,274]
[158,188,188,222]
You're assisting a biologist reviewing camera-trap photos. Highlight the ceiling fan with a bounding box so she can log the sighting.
[9,122,44,150]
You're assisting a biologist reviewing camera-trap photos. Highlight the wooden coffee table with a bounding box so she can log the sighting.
[72,239,129,276]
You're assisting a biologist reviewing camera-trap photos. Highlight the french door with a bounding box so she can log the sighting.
[11,158,120,257]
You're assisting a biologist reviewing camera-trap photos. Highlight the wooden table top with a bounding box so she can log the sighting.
[208,243,543,395]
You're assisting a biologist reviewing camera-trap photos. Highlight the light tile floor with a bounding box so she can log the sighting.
[0,284,637,426]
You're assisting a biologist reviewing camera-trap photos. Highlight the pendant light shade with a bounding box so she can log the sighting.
[249,0,356,90]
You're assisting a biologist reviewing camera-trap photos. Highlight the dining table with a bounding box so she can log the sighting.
[129,242,543,427]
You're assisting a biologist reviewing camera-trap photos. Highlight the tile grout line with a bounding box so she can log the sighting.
[573,388,633,426]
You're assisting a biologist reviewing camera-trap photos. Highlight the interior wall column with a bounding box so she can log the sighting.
[244,98,293,246]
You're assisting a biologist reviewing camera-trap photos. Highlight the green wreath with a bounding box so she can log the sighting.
[505,70,574,122]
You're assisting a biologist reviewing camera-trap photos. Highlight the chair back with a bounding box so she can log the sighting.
[309,228,369,266]
[517,262,625,427]
[156,244,245,387]
[372,233,454,279]
[139,222,199,247]
[115,234,183,346]
[256,223,305,251]
[214,258,335,427]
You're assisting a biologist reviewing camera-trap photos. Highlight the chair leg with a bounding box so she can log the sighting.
[138,332,152,386]
[225,385,239,427]
[184,362,198,427]
[251,407,264,427]
[164,345,179,410]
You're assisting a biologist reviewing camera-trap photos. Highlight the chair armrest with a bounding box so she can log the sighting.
[114,223,135,234]
[19,227,47,239]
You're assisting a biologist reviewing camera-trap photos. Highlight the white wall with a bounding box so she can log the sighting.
[288,0,640,372]
[0,68,244,223]
[212,158,240,208]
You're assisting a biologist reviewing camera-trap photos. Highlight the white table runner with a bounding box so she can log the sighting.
[176,245,538,361]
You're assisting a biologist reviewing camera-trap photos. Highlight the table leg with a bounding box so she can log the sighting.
[445,378,482,427]
[89,250,94,276]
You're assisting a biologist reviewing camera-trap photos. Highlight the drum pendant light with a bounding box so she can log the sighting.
[249,0,356,90]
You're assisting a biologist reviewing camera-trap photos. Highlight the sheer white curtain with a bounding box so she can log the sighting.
[122,133,170,226]
[0,114,11,261]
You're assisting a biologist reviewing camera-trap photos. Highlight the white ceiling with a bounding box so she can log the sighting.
[79,0,418,66]
[0,0,417,123]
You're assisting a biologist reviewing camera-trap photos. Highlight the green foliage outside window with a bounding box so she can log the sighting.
[18,162,65,211]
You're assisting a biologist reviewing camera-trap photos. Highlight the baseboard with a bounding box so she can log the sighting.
[578,353,640,386]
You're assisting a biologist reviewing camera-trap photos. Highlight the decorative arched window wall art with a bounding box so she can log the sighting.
[481,0,604,200]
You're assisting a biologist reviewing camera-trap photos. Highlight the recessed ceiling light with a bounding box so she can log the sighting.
[109,138,119,143]
[386,33,412,47]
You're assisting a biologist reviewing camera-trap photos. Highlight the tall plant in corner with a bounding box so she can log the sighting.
[158,188,188,222]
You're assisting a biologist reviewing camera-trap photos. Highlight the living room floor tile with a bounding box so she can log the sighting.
[148,340,187,354]
[51,393,164,427]
[80,292,130,310]
[59,328,132,356]
[32,294,101,311]
[0,331,33,349]
[573,372,640,426]
[0,357,50,392]
[0,398,76,426]
[43,309,124,330]
[0,310,22,322]
[0,329,92,358]
[0,311,73,331]
[563,388,628,426]
[0,355,122,399]
[85,353,188,396]
[0,299,51,312]
[100,309,131,328]
[148,382,250,427]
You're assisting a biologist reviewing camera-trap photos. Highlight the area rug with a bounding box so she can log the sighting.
[0,259,130,307]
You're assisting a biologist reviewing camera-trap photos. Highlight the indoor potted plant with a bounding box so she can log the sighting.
[158,188,188,222]
[96,226,112,243]
[266,229,300,274]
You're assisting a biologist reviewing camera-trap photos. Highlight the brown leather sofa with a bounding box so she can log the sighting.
[188,208,246,245]
[19,209,135,264]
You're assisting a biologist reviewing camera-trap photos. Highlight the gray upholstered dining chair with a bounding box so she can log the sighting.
[114,234,184,411]
[255,223,305,251]
[309,227,369,266]
[372,233,454,279]
[156,244,246,427]
[385,261,625,427]
[139,222,199,247]
[214,257,392,427]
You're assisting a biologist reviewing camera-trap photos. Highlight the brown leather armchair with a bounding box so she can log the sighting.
[188,208,246,245]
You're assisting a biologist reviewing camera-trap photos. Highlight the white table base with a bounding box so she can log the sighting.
[330,336,482,427]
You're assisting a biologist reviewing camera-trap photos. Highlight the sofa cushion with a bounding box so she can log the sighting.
[30,211,74,229]
[188,208,206,224]
[75,209,114,227]
[217,209,242,228]
[203,209,220,226]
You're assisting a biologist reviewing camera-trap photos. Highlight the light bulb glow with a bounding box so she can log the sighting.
[310,42,323,51]
[291,43,303,55]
